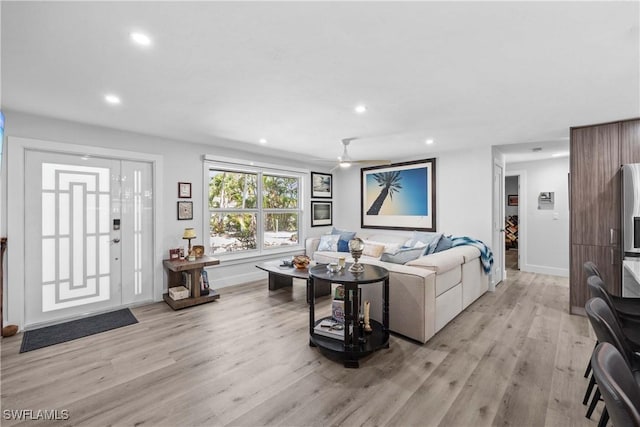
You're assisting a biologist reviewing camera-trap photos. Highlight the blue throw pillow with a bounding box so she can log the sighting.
[332,227,356,242]
[433,235,453,253]
[337,239,350,252]
[380,246,425,264]
[405,231,443,255]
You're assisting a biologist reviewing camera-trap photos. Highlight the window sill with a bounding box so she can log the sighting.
[208,246,305,267]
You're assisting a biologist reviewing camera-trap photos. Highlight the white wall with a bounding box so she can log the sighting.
[332,146,493,244]
[2,111,327,294]
[506,157,569,276]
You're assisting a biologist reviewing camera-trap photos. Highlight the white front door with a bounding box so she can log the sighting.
[493,163,505,287]
[24,150,153,327]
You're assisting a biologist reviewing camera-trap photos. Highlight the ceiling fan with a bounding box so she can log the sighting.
[331,137,390,171]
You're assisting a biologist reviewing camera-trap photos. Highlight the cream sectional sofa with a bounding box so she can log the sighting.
[305,233,489,344]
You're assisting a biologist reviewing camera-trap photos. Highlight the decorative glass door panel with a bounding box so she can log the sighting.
[24,151,153,327]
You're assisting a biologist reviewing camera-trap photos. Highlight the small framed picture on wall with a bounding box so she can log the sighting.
[311,172,332,199]
[178,182,192,198]
[177,201,193,220]
[311,201,332,227]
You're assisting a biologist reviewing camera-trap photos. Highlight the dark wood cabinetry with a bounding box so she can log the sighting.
[570,118,640,314]
[621,120,640,163]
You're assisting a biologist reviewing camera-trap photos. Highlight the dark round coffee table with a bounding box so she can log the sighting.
[308,263,389,368]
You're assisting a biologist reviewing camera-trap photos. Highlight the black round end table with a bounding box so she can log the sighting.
[308,263,390,368]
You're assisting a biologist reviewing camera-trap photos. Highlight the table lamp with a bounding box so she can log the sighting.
[182,228,196,253]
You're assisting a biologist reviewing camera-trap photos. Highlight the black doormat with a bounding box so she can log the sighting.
[20,308,138,353]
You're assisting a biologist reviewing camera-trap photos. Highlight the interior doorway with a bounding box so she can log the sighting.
[505,175,519,270]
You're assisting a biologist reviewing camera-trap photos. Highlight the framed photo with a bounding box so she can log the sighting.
[361,158,436,231]
[508,194,519,206]
[177,201,193,220]
[311,201,332,227]
[178,182,192,198]
[169,248,180,259]
[311,172,332,199]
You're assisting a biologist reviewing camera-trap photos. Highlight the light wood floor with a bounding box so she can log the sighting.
[1,268,599,426]
[505,249,518,270]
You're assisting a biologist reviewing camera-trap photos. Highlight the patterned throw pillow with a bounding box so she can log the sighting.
[317,234,340,251]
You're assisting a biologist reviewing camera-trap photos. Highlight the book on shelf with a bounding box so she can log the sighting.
[313,319,345,341]
[182,272,192,294]
[201,269,210,290]
[332,299,345,323]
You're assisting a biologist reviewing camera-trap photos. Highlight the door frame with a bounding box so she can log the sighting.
[6,136,164,330]
[492,159,505,289]
[505,169,527,276]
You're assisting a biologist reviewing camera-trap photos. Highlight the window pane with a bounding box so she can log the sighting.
[209,213,257,254]
[264,213,299,249]
[263,175,298,209]
[209,170,257,209]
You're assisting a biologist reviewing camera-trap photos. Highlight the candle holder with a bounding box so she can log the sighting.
[348,238,365,273]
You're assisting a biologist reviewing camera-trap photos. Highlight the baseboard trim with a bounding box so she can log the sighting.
[522,264,569,277]
[211,271,267,289]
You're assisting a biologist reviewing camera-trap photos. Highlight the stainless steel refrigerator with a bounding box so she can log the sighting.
[621,163,640,297]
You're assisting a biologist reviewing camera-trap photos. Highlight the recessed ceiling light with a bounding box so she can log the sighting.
[104,94,121,105]
[354,105,367,114]
[130,32,151,46]
[425,139,434,145]
[259,138,267,144]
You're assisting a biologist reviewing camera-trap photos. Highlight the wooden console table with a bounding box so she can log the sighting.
[163,256,220,310]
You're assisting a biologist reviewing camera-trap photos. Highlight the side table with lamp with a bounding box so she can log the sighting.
[163,228,220,310]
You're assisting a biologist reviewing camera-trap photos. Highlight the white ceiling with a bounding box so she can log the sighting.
[2,1,639,164]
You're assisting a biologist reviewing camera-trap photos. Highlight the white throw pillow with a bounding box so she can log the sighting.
[362,243,386,258]
[317,234,340,251]
[366,240,401,254]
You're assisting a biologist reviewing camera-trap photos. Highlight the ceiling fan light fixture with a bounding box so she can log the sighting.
[339,161,351,168]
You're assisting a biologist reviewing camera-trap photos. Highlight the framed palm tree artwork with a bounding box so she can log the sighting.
[361,158,436,231]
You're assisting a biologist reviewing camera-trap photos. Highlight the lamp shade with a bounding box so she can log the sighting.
[182,228,196,239]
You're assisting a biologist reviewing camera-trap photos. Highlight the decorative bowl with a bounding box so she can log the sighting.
[292,255,310,269]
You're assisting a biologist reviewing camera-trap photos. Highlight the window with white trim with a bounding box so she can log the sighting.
[206,161,303,257]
